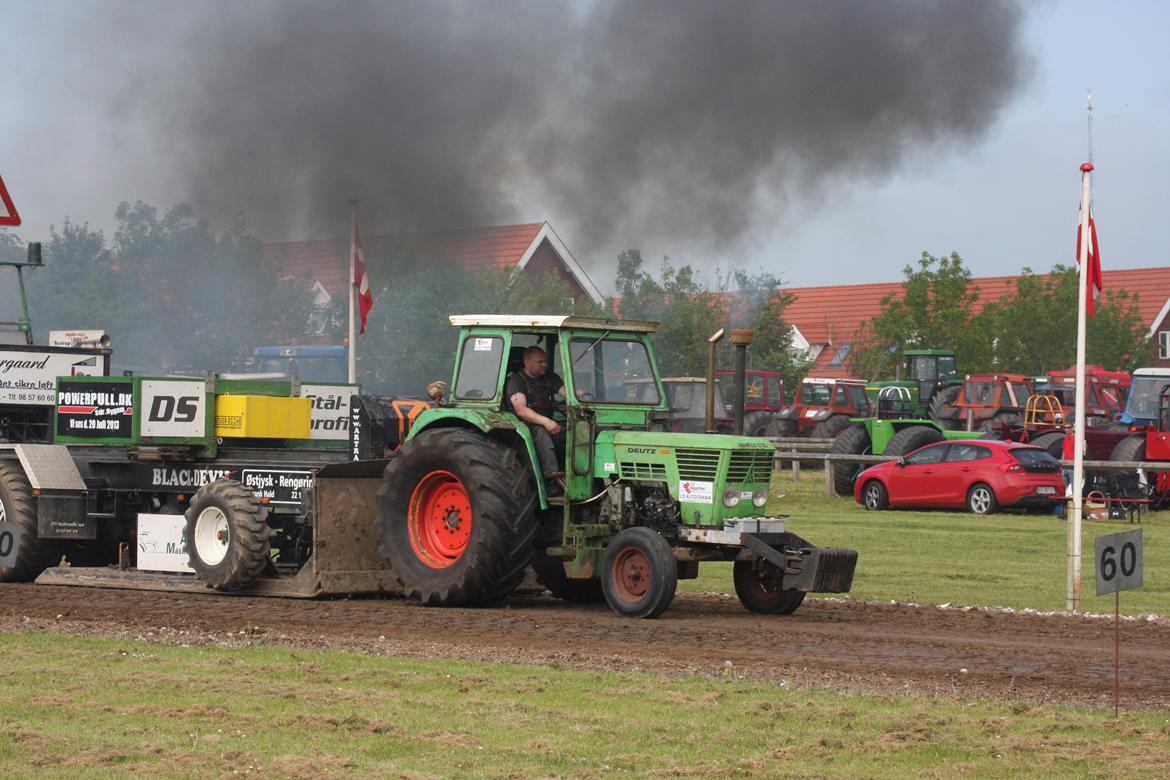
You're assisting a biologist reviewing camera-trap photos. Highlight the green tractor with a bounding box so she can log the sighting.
[866,349,961,428]
[374,315,857,618]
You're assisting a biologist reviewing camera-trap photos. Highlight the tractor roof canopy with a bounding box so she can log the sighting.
[449,314,658,333]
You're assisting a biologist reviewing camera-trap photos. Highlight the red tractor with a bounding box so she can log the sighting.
[1043,365,1130,427]
[716,368,784,437]
[930,373,1034,432]
[764,376,870,439]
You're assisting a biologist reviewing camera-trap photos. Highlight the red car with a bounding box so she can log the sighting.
[853,439,1064,515]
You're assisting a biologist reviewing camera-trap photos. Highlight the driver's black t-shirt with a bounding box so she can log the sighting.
[504,371,564,417]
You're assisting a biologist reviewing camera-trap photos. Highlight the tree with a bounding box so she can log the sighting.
[609,250,725,376]
[975,265,1150,373]
[728,269,811,392]
[849,252,990,379]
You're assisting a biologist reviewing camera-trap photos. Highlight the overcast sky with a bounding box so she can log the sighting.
[2,0,1167,291]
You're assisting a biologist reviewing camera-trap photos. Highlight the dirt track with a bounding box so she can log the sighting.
[3,583,1168,709]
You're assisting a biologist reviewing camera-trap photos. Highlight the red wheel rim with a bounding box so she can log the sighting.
[407,470,472,569]
[611,547,652,602]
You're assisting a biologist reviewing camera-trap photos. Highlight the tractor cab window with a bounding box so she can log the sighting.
[833,386,851,408]
[745,375,765,403]
[937,356,957,380]
[1126,376,1170,420]
[966,381,994,405]
[570,337,658,404]
[454,336,503,400]
[802,383,832,405]
[845,385,868,413]
[766,377,782,405]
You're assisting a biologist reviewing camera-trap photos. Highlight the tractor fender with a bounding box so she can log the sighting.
[406,409,549,507]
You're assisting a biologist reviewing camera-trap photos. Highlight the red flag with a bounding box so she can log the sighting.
[1076,206,1103,318]
[352,219,374,334]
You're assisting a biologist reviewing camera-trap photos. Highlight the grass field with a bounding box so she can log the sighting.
[680,469,1169,617]
[1,633,1168,779]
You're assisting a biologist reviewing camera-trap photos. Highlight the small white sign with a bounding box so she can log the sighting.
[473,338,494,352]
[301,383,358,441]
[136,513,193,573]
[48,329,108,348]
[603,462,616,472]
[1096,528,1143,596]
[141,379,206,438]
[803,409,818,418]
[679,479,714,504]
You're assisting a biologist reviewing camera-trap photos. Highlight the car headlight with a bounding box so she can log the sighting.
[752,487,768,507]
[722,486,741,507]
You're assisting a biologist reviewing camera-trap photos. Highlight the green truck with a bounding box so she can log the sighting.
[1,314,857,620]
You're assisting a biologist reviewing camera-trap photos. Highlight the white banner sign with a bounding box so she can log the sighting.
[0,349,107,406]
[301,383,358,441]
[136,513,193,573]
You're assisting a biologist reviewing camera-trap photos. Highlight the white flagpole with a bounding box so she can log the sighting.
[1068,162,1093,611]
[347,203,358,385]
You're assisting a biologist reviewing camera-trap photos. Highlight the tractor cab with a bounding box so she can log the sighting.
[1117,368,1170,428]
[903,349,958,407]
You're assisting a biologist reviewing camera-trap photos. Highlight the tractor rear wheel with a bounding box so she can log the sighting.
[601,527,678,619]
[978,413,1022,434]
[928,385,962,430]
[185,480,271,591]
[378,428,537,607]
[1028,431,1066,458]
[1110,435,1145,463]
[0,461,60,582]
[742,411,774,438]
[733,559,806,614]
[764,418,797,437]
[831,424,872,497]
[810,415,851,440]
[885,425,944,457]
[532,549,605,604]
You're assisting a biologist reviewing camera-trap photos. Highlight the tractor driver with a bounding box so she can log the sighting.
[505,346,567,493]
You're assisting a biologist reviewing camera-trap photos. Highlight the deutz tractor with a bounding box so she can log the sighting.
[373,315,857,618]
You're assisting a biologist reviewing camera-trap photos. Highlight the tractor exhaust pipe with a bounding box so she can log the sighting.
[706,328,725,434]
[731,329,753,435]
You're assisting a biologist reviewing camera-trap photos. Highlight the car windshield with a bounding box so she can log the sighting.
[801,383,832,405]
[571,337,659,404]
[1009,448,1059,466]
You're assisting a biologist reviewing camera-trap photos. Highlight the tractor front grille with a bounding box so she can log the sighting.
[728,450,774,485]
[675,448,721,482]
[619,461,668,480]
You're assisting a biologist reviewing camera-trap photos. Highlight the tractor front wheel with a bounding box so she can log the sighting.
[831,424,872,497]
[733,559,806,614]
[185,480,271,591]
[742,411,774,438]
[378,428,537,607]
[601,527,678,619]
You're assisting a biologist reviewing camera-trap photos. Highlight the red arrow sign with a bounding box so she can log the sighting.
[0,174,21,226]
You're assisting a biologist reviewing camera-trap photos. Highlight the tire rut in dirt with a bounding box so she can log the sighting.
[884,425,944,457]
[0,461,61,582]
[185,480,271,591]
[378,428,537,607]
[830,424,872,497]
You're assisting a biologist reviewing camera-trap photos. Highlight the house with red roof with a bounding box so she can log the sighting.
[261,222,605,321]
[783,266,1170,375]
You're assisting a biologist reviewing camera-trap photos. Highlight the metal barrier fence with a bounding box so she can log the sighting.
[767,437,1170,498]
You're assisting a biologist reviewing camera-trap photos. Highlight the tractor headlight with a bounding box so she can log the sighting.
[722,487,741,507]
[811,409,831,421]
[752,487,769,507]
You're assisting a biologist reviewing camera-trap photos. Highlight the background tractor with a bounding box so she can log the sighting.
[866,349,962,429]
[764,376,870,439]
[716,368,784,436]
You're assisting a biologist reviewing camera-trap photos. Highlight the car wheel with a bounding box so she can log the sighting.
[966,483,999,515]
[862,480,888,511]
